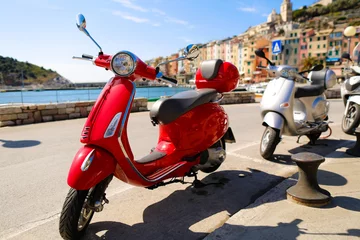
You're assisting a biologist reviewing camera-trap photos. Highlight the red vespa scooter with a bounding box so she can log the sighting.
[59,14,239,240]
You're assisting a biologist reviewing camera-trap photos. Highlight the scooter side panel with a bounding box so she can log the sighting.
[67,145,117,190]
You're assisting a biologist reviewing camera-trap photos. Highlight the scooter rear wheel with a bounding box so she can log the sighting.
[342,104,360,134]
[59,188,94,240]
[260,127,280,160]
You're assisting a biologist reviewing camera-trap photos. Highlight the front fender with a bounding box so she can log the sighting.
[67,145,116,190]
[262,112,284,131]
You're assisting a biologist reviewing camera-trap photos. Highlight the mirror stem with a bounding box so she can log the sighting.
[83,29,102,52]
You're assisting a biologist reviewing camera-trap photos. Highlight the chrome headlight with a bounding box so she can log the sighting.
[111,51,137,76]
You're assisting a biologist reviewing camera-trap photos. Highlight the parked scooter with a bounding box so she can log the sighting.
[340,43,360,134]
[255,49,337,159]
[59,14,239,240]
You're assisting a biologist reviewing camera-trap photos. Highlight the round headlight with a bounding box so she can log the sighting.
[111,51,137,76]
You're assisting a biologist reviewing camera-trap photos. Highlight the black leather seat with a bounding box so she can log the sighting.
[295,85,325,98]
[150,89,218,125]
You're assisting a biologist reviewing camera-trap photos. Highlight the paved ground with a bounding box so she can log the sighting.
[0,99,355,240]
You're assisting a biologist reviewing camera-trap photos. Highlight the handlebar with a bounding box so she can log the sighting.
[158,75,178,85]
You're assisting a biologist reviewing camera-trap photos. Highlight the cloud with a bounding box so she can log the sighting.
[262,13,268,17]
[238,7,256,12]
[152,23,161,27]
[112,0,148,12]
[112,11,149,23]
[152,8,166,15]
[165,17,188,25]
[178,37,192,43]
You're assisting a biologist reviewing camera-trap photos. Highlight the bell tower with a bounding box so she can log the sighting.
[280,0,292,22]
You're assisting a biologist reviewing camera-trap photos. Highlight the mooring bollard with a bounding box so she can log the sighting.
[346,127,360,157]
[287,152,331,207]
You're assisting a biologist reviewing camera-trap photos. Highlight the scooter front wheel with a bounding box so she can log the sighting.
[59,188,94,240]
[260,127,280,160]
[342,104,360,134]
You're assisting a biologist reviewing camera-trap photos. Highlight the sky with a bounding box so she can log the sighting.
[0,0,315,83]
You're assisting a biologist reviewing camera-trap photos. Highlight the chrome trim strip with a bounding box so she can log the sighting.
[81,149,95,171]
[117,81,185,183]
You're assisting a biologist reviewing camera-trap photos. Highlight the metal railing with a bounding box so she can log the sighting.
[0,86,193,105]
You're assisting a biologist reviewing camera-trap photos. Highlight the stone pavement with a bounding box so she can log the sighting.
[205,142,360,240]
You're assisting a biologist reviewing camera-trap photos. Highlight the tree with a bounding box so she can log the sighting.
[301,56,320,71]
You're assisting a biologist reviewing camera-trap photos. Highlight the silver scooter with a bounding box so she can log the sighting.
[255,49,337,159]
[340,43,360,134]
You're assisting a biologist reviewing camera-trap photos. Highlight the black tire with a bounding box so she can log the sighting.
[342,104,360,134]
[59,188,94,240]
[200,138,226,173]
[260,127,280,160]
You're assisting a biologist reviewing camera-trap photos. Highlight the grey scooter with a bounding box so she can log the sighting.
[255,49,337,159]
[340,43,360,134]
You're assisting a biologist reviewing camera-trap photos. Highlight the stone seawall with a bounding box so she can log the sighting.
[0,98,148,127]
[221,92,256,104]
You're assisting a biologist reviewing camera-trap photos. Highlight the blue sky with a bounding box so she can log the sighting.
[0,0,315,83]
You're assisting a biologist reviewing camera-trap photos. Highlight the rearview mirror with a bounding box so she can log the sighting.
[255,49,266,58]
[341,52,352,61]
[76,14,87,34]
[311,64,324,72]
[184,44,200,61]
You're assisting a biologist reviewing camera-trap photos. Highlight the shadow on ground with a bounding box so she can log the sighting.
[0,139,41,148]
[84,169,285,240]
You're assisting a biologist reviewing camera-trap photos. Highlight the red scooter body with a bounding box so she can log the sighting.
[67,53,238,190]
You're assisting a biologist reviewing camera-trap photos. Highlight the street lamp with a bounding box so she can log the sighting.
[344,26,356,54]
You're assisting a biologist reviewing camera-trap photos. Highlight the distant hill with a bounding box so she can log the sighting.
[293,0,360,28]
[0,56,71,88]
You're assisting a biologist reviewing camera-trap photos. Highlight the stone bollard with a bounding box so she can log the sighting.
[287,152,331,207]
[346,127,360,157]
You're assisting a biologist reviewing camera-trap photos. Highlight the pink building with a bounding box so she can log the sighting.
[299,29,315,61]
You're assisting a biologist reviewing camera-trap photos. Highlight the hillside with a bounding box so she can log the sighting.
[293,0,360,28]
[0,56,71,88]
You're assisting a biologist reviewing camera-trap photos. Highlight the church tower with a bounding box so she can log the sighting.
[280,0,292,22]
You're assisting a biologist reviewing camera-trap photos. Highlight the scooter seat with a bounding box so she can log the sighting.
[295,85,325,98]
[150,89,218,125]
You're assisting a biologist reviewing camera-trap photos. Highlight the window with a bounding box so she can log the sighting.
[323,44,326,48]
[317,37,320,41]
[302,53,305,58]
[317,53,320,57]
[303,38,306,42]
[329,51,332,56]
[295,33,298,37]
[335,50,339,55]
[329,33,334,38]
[294,48,298,54]
[248,69,250,74]
[310,45,312,49]
[323,53,326,56]
[317,45,320,49]
[285,60,288,64]
[275,55,278,60]
[294,59,297,64]
[323,36,326,40]
[290,33,293,37]
[330,42,333,47]
[247,62,250,66]
[309,53,312,57]
[293,39,296,43]
[335,32,342,38]
[355,42,359,46]
[286,49,289,55]
[344,42,347,48]
[310,37,313,42]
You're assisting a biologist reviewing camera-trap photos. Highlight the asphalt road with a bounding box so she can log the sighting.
[0,99,354,240]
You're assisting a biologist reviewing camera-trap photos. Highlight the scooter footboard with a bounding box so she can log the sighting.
[67,145,116,190]
[262,112,284,131]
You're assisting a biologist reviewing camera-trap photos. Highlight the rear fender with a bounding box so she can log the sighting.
[67,145,116,190]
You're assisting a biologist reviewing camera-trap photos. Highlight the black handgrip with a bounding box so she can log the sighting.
[82,54,94,59]
[161,75,178,85]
